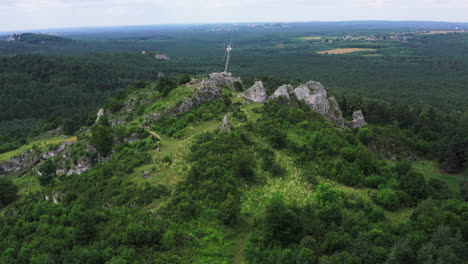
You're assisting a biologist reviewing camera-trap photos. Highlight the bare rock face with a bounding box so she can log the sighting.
[0,150,41,174]
[176,80,223,113]
[146,72,244,123]
[242,81,268,103]
[95,108,104,124]
[347,110,367,128]
[270,84,294,100]
[328,97,345,126]
[5,34,20,42]
[146,77,224,123]
[0,141,76,175]
[67,157,92,175]
[293,82,344,126]
[219,115,232,132]
[209,72,242,91]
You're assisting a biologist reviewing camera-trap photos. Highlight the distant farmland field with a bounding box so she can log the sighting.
[317,48,377,54]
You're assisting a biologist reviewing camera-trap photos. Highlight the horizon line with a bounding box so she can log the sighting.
[2,19,468,34]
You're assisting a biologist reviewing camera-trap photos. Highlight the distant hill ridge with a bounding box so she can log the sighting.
[4,33,73,44]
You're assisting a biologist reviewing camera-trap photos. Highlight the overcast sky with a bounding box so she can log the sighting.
[1,0,468,32]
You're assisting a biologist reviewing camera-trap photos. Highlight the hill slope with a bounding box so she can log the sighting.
[0,72,466,263]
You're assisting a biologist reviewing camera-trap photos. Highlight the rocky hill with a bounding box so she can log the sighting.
[4,33,73,45]
[0,72,464,264]
[1,72,365,175]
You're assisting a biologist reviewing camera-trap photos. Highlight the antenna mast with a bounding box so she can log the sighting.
[224,41,233,73]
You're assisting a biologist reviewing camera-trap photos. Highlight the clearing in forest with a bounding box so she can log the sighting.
[299,36,322,40]
[317,48,377,55]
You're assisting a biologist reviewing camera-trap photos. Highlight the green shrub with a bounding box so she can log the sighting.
[0,178,18,207]
[375,188,400,210]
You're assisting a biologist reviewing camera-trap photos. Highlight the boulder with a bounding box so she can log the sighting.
[242,81,268,103]
[270,84,294,100]
[347,110,367,128]
[208,72,242,91]
[219,115,232,132]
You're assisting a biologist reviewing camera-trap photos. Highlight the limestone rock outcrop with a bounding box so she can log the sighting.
[144,72,364,129]
[209,72,242,91]
[95,108,104,124]
[0,150,41,174]
[67,157,93,175]
[242,81,268,103]
[270,84,294,100]
[6,34,21,42]
[146,74,230,123]
[219,115,232,132]
[347,110,367,128]
[0,141,77,175]
[293,81,344,126]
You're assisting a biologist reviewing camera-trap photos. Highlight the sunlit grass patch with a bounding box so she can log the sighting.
[317,48,377,55]
[146,84,197,114]
[13,174,41,195]
[414,160,463,197]
[298,36,322,40]
[0,136,77,162]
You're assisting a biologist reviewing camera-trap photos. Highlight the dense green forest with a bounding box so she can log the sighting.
[0,22,467,263]
[0,53,165,152]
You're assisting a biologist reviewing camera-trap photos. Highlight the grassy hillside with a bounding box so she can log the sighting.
[0,77,466,263]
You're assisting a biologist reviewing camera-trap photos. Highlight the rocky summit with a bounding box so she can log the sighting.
[209,72,243,91]
[145,72,366,128]
[242,81,268,103]
[240,78,365,127]
[292,81,345,126]
[269,84,294,100]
